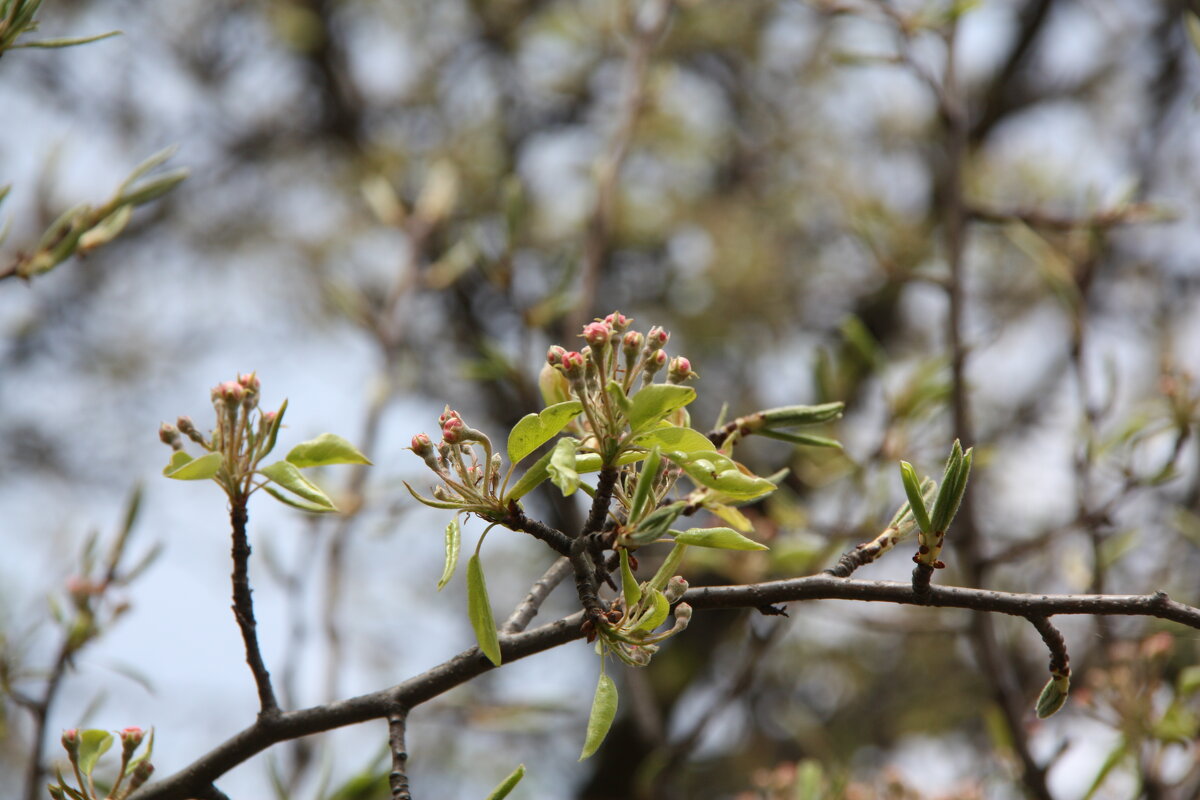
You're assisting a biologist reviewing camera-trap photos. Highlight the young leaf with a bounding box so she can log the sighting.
[547,437,580,496]
[760,402,845,428]
[756,430,842,449]
[285,433,371,468]
[705,502,754,533]
[163,451,223,480]
[507,400,584,464]
[929,441,973,534]
[259,461,337,510]
[579,672,618,760]
[1035,674,1070,719]
[632,425,714,454]
[263,484,337,513]
[606,380,632,415]
[619,549,642,608]
[634,589,670,631]
[899,461,933,534]
[626,501,686,546]
[505,450,554,502]
[628,384,696,432]
[628,447,662,523]
[77,729,113,776]
[438,517,461,590]
[484,764,527,800]
[467,554,502,666]
[403,480,468,510]
[673,526,768,551]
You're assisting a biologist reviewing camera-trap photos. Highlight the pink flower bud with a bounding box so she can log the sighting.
[582,321,612,347]
[546,345,567,367]
[441,417,465,444]
[604,311,632,331]
[561,350,586,379]
[622,330,644,356]
[215,380,244,406]
[262,411,277,426]
[237,372,261,392]
[159,422,181,448]
[61,729,79,755]
[668,356,697,384]
[438,407,461,427]
[646,326,670,350]
[120,726,146,752]
[177,416,195,434]
[410,433,434,456]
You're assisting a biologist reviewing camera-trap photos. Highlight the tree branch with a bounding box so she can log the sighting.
[129,576,1200,799]
[229,501,279,717]
[387,710,413,800]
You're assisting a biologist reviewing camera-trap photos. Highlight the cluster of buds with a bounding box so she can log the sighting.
[596,573,693,667]
[409,407,504,517]
[52,727,154,800]
[539,313,698,443]
[159,372,287,497]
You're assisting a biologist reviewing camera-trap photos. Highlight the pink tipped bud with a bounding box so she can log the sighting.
[441,417,466,444]
[215,380,244,406]
[582,321,612,347]
[159,422,181,449]
[262,411,277,426]
[128,759,155,791]
[561,350,586,379]
[237,372,261,392]
[438,406,461,427]
[664,575,690,603]
[646,326,670,350]
[622,330,644,356]
[410,433,435,456]
[546,345,567,367]
[668,356,697,384]
[643,349,668,381]
[604,311,632,331]
[120,727,146,753]
[176,416,195,435]
[61,729,80,755]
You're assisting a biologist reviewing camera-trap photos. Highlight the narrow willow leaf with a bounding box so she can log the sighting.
[438,517,461,590]
[507,400,583,464]
[1036,674,1070,719]
[634,589,670,631]
[263,484,336,513]
[619,549,642,608]
[484,764,527,800]
[163,451,223,480]
[467,554,502,666]
[632,425,713,454]
[899,461,933,534]
[760,402,845,427]
[77,729,113,776]
[930,444,973,534]
[756,430,842,449]
[259,461,336,510]
[547,437,580,496]
[628,384,696,432]
[673,526,768,551]
[264,398,288,456]
[579,672,618,760]
[286,432,371,467]
[628,447,661,523]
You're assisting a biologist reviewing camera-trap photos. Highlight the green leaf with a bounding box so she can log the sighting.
[929,441,973,534]
[286,433,371,467]
[756,430,842,449]
[673,526,768,551]
[484,763,527,800]
[579,672,618,760]
[1035,674,1070,719]
[259,461,336,510]
[77,729,113,776]
[760,402,845,428]
[1178,665,1200,696]
[264,399,288,456]
[619,549,642,608]
[628,447,661,523]
[899,461,933,534]
[628,384,696,432]
[606,380,632,415]
[634,589,670,631]
[505,450,554,502]
[467,554,502,666]
[632,425,714,454]
[625,501,686,546]
[547,437,580,496]
[13,30,121,49]
[671,451,776,500]
[163,451,223,480]
[507,400,584,464]
[263,484,337,513]
[438,517,461,590]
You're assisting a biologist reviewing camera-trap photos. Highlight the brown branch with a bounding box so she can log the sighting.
[129,577,1200,800]
[387,711,413,800]
[229,501,279,716]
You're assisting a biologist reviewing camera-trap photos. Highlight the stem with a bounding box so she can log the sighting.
[229,500,279,716]
[387,711,413,800]
[20,639,72,800]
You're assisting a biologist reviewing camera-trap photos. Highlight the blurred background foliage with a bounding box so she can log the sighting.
[3,0,1200,798]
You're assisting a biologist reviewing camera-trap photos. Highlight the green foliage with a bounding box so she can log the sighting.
[467,553,501,667]
[578,672,617,761]
[483,764,526,800]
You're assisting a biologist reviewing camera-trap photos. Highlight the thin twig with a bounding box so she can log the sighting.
[229,501,279,716]
[387,711,413,800]
[501,557,573,634]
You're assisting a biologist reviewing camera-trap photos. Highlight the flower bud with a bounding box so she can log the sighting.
[582,320,612,348]
[238,372,261,393]
[561,350,586,379]
[546,344,568,367]
[410,433,435,457]
[127,760,155,792]
[120,726,145,755]
[438,406,461,427]
[668,356,698,384]
[442,416,466,444]
[604,311,632,332]
[621,330,644,356]
[672,602,693,630]
[159,422,182,450]
[61,729,80,757]
[646,326,669,350]
[213,380,244,408]
[663,575,689,603]
[643,349,668,381]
